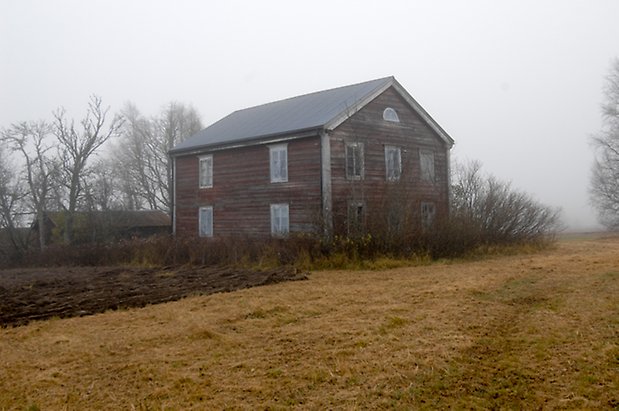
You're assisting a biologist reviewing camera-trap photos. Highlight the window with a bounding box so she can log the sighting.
[347,201,365,236]
[199,155,213,188]
[270,203,289,236]
[346,142,364,180]
[383,107,400,122]
[385,145,402,181]
[420,150,435,182]
[269,144,288,183]
[199,206,213,237]
[421,202,436,229]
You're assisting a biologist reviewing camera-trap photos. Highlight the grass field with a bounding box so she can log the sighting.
[1,235,618,410]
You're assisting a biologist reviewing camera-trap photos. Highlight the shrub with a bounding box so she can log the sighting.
[1,162,562,270]
[450,161,562,247]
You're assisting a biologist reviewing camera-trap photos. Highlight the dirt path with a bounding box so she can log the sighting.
[0,265,307,327]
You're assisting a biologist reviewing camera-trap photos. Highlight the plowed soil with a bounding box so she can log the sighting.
[0,265,307,327]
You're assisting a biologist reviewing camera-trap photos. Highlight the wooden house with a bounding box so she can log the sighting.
[169,77,454,238]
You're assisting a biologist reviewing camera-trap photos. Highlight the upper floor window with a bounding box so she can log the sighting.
[385,145,402,181]
[346,142,364,180]
[269,143,288,183]
[420,150,435,182]
[383,107,400,122]
[199,206,213,237]
[199,155,213,188]
[270,203,289,236]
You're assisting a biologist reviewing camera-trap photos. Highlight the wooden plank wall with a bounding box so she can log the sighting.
[174,136,322,237]
[329,86,451,235]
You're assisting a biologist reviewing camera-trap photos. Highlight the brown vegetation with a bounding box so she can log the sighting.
[1,234,617,409]
[0,265,307,327]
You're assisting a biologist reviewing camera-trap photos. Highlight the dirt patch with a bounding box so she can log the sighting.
[0,265,308,327]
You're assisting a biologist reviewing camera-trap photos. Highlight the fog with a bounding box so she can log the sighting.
[2,0,618,231]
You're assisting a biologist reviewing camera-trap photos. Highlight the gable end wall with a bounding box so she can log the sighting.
[329,86,450,234]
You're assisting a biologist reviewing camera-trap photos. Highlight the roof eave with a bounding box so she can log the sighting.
[390,79,455,148]
[169,127,323,157]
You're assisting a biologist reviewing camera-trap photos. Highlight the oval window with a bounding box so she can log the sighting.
[383,107,400,122]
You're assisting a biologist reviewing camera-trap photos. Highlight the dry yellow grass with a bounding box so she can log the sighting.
[1,235,618,409]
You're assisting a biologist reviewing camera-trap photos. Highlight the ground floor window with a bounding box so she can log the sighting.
[347,200,365,236]
[421,202,436,229]
[270,203,289,236]
[199,206,213,237]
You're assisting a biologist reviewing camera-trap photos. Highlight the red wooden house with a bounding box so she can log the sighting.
[170,77,454,238]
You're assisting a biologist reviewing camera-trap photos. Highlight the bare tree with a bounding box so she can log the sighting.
[53,95,123,244]
[1,121,56,249]
[0,145,28,256]
[591,58,619,229]
[113,102,202,214]
[158,102,202,214]
[83,158,125,212]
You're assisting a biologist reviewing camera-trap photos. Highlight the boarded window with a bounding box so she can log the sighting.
[347,201,365,236]
[199,155,213,188]
[383,107,400,122]
[421,202,436,229]
[199,206,213,237]
[385,145,402,181]
[346,142,364,180]
[270,203,289,236]
[269,144,288,183]
[420,150,435,182]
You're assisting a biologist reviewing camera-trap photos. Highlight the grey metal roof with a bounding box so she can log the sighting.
[171,77,394,154]
[170,76,454,155]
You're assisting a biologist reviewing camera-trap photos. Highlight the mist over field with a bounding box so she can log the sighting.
[2,1,619,230]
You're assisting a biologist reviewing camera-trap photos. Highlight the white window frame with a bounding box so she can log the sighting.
[421,202,436,229]
[383,107,400,123]
[345,142,364,180]
[420,150,435,183]
[199,206,213,237]
[270,203,289,236]
[269,143,288,183]
[385,145,402,181]
[198,154,213,188]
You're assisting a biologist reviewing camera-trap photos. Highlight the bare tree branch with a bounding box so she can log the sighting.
[53,95,123,244]
[1,121,56,249]
[591,58,619,229]
[111,102,202,214]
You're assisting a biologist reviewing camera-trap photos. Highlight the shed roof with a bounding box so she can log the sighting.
[171,76,453,154]
[42,210,171,229]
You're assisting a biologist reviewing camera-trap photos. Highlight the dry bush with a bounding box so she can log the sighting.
[1,161,562,269]
[450,161,561,247]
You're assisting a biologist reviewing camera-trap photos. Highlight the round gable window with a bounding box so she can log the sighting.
[383,107,400,122]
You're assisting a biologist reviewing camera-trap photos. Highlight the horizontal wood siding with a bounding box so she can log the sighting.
[175,136,322,237]
[330,86,450,235]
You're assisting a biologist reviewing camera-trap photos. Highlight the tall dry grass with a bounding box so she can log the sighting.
[1,235,617,409]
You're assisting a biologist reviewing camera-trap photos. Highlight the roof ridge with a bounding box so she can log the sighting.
[228,76,394,115]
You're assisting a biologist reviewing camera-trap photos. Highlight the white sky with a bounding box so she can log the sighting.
[2,0,618,231]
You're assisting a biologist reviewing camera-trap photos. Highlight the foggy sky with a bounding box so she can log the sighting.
[2,0,618,231]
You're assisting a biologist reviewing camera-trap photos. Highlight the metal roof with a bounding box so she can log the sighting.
[43,210,171,228]
[170,76,453,154]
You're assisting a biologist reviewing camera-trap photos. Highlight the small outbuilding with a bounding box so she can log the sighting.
[32,210,171,244]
